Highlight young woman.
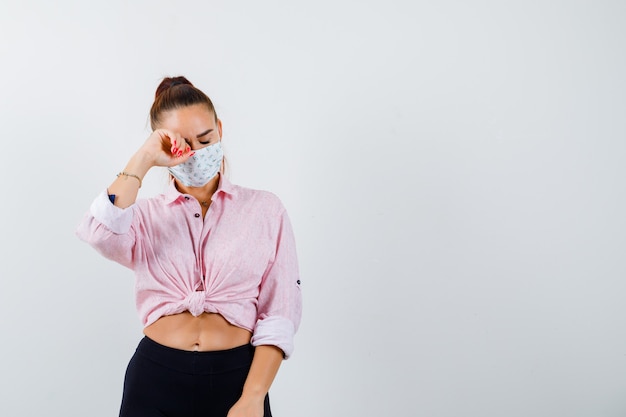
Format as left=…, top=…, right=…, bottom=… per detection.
left=76, top=76, right=302, bottom=417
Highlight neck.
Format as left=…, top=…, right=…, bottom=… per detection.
left=175, top=173, right=220, bottom=205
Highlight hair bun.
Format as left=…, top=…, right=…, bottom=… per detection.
left=155, top=76, right=193, bottom=99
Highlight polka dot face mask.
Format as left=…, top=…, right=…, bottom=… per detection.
left=168, top=141, right=223, bottom=187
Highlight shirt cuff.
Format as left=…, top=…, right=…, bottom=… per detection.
left=89, top=189, right=134, bottom=234
left=251, top=316, right=297, bottom=359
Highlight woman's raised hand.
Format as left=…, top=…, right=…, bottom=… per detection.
left=140, top=128, right=195, bottom=168
left=107, top=129, right=196, bottom=208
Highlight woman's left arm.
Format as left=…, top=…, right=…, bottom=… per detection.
left=227, top=345, right=283, bottom=417
left=228, top=204, right=302, bottom=416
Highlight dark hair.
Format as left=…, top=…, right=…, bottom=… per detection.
left=149, top=76, right=218, bottom=130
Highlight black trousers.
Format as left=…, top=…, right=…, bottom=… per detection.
left=119, top=336, right=272, bottom=417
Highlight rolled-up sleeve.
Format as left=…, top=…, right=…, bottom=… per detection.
left=251, top=209, right=303, bottom=359
left=75, top=190, right=137, bottom=269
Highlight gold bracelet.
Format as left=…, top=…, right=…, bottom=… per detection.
left=117, top=171, right=142, bottom=188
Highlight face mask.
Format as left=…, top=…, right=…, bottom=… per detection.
left=168, top=141, right=223, bottom=187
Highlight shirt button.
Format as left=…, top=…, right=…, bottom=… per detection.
left=184, top=196, right=190, bottom=200
left=194, top=213, right=200, bottom=218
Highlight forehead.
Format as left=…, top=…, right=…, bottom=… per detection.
left=159, top=104, right=216, bottom=133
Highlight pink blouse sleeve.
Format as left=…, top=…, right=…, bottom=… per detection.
left=75, top=190, right=137, bottom=269
left=251, top=208, right=303, bottom=359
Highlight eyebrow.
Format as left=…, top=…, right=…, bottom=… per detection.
left=196, top=129, right=213, bottom=138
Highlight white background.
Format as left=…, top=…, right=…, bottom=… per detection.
left=1, top=1, right=625, bottom=416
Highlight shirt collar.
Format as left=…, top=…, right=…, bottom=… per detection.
left=163, top=173, right=237, bottom=205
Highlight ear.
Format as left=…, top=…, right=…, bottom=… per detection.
left=217, top=118, right=223, bottom=140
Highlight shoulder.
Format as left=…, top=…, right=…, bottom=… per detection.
left=132, top=191, right=177, bottom=214
left=230, top=183, right=286, bottom=215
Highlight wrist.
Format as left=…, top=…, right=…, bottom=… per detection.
left=240, top=386, right=267, bottom=402
left=125, top=151, right=154, bottom=178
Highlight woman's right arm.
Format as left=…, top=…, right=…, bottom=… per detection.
left=108, top=129, right=193, bottom=207
left=75, top=129, right=193, bottom=266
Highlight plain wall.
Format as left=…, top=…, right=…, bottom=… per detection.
left=1, top=1, right=625, bottom=416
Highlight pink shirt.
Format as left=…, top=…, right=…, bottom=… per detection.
left=76, top=175, right=302, bottom=358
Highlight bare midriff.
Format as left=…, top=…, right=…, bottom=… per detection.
left=144, top=312, right=252, bottom=351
